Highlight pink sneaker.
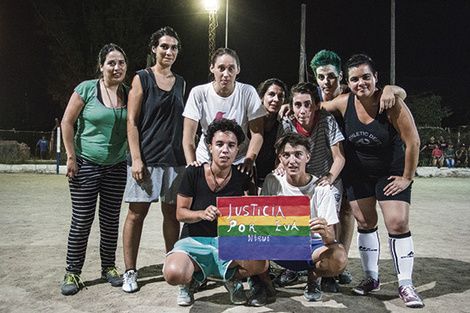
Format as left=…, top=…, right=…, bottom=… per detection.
left=398, top=285, right=424, bottom=308
left=352, top=277, right=380, bottom=295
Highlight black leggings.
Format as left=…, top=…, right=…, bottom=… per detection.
left=65, top=158, right=127, bottom=274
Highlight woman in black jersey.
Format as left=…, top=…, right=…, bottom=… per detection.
left=322, top=54, right=423, bottom=308
left=122, top=26, right=186, bottom=293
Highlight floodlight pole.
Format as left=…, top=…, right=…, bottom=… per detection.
left=299, top=4, right=307, bottom=82
left=205, top=1, right=219, bottom=66
left=391, top=0, right=396, bottom=84
left=225, top=0, right=229, bottom=48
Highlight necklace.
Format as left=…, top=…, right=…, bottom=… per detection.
left=102, top=79, right=119, bottom=109
left=210, top=163, right=232, bottom=192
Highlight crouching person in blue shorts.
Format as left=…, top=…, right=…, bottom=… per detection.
left=255, top=132, right=347, bottom=303
left=163, top=119, right=268, bottom=306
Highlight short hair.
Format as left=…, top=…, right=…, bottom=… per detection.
left=205, top=119, right=245, bottom=146
left=149, top=26, right=182, bottom=52
left=289, top=82, right=320, bottom=110
left=310, top=49, right=342, bottom=78
left=275, top=132, right=311, bottom=155
left=256, top=78, right=288, bottom=99
left=345, top=54, right=376, bottom=80
left=97, top=43, right=127, bottom=72
left=210, top=48, right=240, bottom=67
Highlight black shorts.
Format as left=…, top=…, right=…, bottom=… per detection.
left=345, top=176, right=412, bottom=203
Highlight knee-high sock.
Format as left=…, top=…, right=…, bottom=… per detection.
left=357, top=227, right=380, bottom=280
left=389, top=232, right=414, bottom=287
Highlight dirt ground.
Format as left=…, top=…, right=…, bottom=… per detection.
left=0, top=173, right=469, bottom=313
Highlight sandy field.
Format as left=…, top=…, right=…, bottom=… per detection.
left=1, top=173, right=469, bottom=313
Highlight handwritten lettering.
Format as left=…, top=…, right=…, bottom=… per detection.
left=226, top=203, right=286, bottom=219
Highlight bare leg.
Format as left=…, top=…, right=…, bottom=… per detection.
left=163, top=252, right=199, bottom=286
left=350, top=197, right=379, bottom=230
left=122, top=202, right=150, bottom=271
left=161, top=202, right=180, bottom=252
left=336, top=199, right=355, bottom=254
left=378, top=200, right=410, bottom=235
left=231, top=260, right=268, bottom=279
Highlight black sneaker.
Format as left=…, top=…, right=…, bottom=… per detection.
left=223, top=277, right=248, bottom=305
left=276, top=269, right=298, bottom=287
left=61, top=273, right=85, bottom=296
left=321, top=276, right=340, bottom=293
left=101, top=267, right=123, bottom=287
left=337, top=268, right=353, bottom=284
left=304, top=280, right=322, bottom=301
left=247, top=276, right=267, bottom=307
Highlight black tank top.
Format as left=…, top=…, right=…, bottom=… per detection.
left=127, top=68, right=186, bottom=167
left=343, top=93, right=405, bottom=179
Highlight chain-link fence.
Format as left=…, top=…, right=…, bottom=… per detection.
left=1, top=126, right=469, bottom=165
left=0, top=129, right=64, bottom=163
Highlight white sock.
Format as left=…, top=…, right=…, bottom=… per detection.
left=357, top=228, right=380, bottom=280
left=389, top=232, right=414, bottom=287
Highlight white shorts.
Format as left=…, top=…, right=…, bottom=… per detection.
left=332, top=179, right=343, bottom=213
left=124, top=165, right=185, bottom=204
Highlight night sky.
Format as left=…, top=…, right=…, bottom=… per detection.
left=1, top=0, right=469, bottom=131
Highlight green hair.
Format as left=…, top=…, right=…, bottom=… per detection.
left=310, top=49, right=342, bottom=78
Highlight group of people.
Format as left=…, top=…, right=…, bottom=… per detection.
left=421, top=135, right=469, bottom=168
left=59, top=26, right=424, bottom=309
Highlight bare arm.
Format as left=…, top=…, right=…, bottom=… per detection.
left=317, top=141, right=345, bottom=187
left=182, top=117, right=200, bottom=166
left=379, top=85, right=407, bottom=114
left=384, top=98, right=420, bottom=196
left=176, top=194, right=221, bottom=223
left=127, top=75, right=145, bottom=181
left=238, top=116, right=264, bottom=175
left=320, top=93, right=349, bottom=117
left=61, top=91, right=85, bottom=178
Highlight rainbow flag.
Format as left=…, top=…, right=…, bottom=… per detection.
left=218, top=196, right=311, bottom=261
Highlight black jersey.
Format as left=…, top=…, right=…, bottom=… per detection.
left=127, top=68, right=186, bottom=167
left=178, top=164, right=251, bottom=238
left=342, top=93, right=405, bottom=181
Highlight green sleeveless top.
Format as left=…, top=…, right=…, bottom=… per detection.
left=74, top=79, right=128, bottom=165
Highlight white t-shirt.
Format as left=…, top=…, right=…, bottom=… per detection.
left=183, top=82, right=266, bottom=164
left=261, top=172, right=339, bottom=241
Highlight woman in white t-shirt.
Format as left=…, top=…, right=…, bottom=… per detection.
left=182, top=48, right=265, bottom=176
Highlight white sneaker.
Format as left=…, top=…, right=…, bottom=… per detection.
left=177, top=279, right=200, bottom=306
left=122, top=270, right=139, bottom=293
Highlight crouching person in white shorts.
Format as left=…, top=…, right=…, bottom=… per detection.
left=163, top=119, right=268, bottom=306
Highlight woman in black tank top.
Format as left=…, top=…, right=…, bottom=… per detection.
left=318, top=54, right=423, bottom=308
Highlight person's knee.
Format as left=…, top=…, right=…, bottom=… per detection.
left=329, top=245, right=348, bottom=275
left=127, top=205, right=150, bottom=223
left=356, top=220, right=377, bottom=230
left=163, top=262, right=192, bottom=285
left=386, top=217, right=409, bottom=234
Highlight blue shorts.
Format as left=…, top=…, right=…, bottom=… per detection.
left=274, top=240, right=325, bottom=272
left=125, top=165, right=184, bottom=204
left=166, top=237, right=236, bottom=283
